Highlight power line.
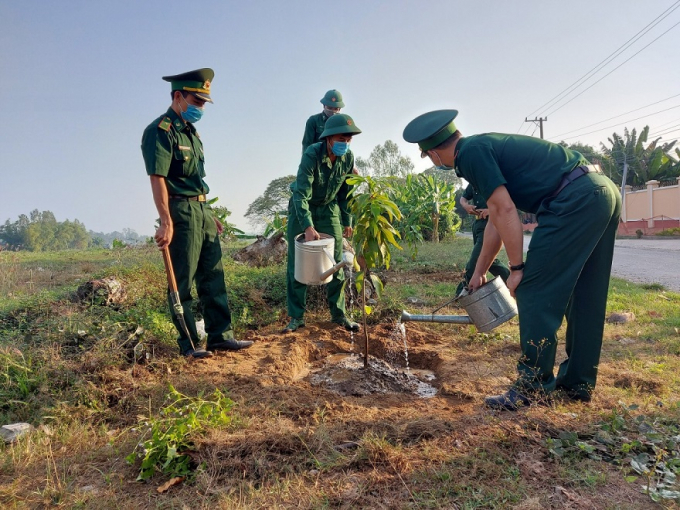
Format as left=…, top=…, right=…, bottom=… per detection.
left=553, top=103, right=680, bottom=142
left=552, top=93, right=680, bottom=139
left=545, top=18, right=680, bottom=117
left=525, top=1, right=680, bottom=119
left=651, top=117, right=680, bottom=129
left=650, top=123, right=680, bottom=137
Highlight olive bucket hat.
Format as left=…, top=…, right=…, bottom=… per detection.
left=320, top=114, right=362, bottom=138
left=320, top=89, right=345, bottom=108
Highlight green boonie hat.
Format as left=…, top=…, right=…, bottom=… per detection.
left=403, top=109, right=459, bottom=153
left=320, top=113, right=362, bottom=138
left=162, top=68, right=215, bottom=103
left=320, top=89, right=345, bottom=108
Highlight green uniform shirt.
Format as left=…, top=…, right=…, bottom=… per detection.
left=290, top=142, right=354, bottom=230
left=302, top=112, right=329, bottom=153
left=141, top=107, right=209, bottom=196
left=455, top=134, right=587, bottom=214
left=462, top=183, right=489, bottom=211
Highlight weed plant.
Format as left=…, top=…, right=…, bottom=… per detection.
left=126, top=384, right=237, bottom=481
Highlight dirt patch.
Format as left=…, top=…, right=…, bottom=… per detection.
left=613, top=372, right=664, bottom=394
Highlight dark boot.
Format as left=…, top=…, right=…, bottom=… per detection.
left=207, top=339, right=253, bottom=351
left=484, top=388, right=533, bottom=411
left=182, top=348, right=213, bottom=359
left=332, top=316, right=360, bottom=332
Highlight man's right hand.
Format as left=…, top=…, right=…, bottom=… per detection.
left=304, top=226, right=321, bottom=242
left=155, top=222, right=173, bottom=249
left=464, top=203, right=478, bottom=215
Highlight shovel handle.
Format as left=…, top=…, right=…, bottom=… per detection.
left=162, top=247, right=179, bottom=293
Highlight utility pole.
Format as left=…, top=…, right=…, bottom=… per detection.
left=525, top=117, right=547, bottom=139
left=620, top=157, right=629, bottom=199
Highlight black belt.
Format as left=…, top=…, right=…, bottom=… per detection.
left=168, top=194, right=207, bottom=202
left=549, top=165, right=601, bottom=199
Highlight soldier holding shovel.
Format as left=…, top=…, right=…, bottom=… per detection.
left=141, top=68, right=252, bottom=358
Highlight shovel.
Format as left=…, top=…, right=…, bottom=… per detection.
left=161, top=247, right=211, bottom=357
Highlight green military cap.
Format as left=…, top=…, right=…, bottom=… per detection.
left=320, top=89, right=345, bottom=108
left=162, top=68, right=214, bottom=103
left=403, top=109, right=459, bottom=153
left=320, top=113, right=362, bottom=138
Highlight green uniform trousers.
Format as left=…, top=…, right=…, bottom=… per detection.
left=514, top=173, right=621, bottom=397
left=458, top=218, right=510, bottom=294
left=168, top=200, right=233, bottom=353
left=286, top=199, right=346, bottom=321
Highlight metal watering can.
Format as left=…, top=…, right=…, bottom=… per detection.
left=400, top=277, right=517, bottom=332
left=294, top=233, right=355, bottom=285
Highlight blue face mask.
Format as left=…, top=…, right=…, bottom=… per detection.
left=180, top=95, right=204, bottom=123
left=332, top=141, right=349, bottom=156
left=431, top=150, right=454, bottom=171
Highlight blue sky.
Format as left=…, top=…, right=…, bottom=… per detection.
left=2, top=0, right=679, bottom=236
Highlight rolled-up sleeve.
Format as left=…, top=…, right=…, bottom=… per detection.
left=291, top=152, right=316, bottom=231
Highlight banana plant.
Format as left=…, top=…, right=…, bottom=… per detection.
left=263, top=212, right=287, bottom=238
left=207, top=197, right=244, bottom=240
left=347, top=174, right=402, bottom=368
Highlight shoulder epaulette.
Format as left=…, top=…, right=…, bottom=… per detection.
left=158, top=117, right=172, bottom=132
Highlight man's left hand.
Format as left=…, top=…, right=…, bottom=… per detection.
left=506, top=269, right=523, bottom=298
left=343, top=226, right=353, bottom=238
left=468, top=272, right=487, bottom=292
left=214, top=217, right=224, bottom=235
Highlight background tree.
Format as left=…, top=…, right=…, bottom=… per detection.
left=421, top=165, right=463, bottom=188
left=0, top=210, right=90, bottom=251
left=391, top=174, right=460, bottom=251
left=244, top=175, right=295, bottom=230
left=355, top=140, right=414, bottom=178
left=600, top=126, right=680, bottom=187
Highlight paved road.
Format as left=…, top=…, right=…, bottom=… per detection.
left=609, top=239, right=680, bottom=292
left=460, top=232, right=680, bottom=292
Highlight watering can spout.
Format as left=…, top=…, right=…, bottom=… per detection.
left=319, top=251, right=355, bottom=280
left=400, top=310, right=473, bottom=325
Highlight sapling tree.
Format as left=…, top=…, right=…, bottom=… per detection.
left=347, top=175, right=402, bottom=368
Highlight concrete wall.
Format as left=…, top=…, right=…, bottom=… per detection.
left=619, top=177, right=680, bottom=234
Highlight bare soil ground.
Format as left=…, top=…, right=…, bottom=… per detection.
left=2, top=314, right=657, bottom=508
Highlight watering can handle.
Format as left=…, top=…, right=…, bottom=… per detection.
left=430, top=287, right=470, bottom=315
left=322, top=246, right=336, bottom=265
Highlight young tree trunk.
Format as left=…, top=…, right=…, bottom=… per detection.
left=363, top=282, right=369, bottom=369
left=432, top=213, right=440, bottom=244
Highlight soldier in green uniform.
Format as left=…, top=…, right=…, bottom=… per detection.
left=284, top=113, right=362, bottom=333
left=302, top=90, right=345, bottom=154
left=404, top=110, right=621, bottom=410
left=141, top=68, right=252, bottom=358
left=456, top=184, right=510, bottom=295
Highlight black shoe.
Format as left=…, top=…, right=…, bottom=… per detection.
left=484, top=388, right=533, bottom=411
left=206, top=339, right=253, bottom=352
left=182, top=348, right=213, bottom=359
left=556, top=385, right=592, bottom=403
left=332, top=316, right=360, bottom=332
